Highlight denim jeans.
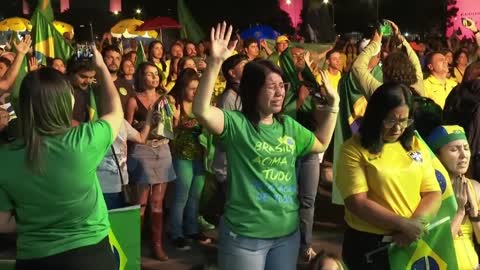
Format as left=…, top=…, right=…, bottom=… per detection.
left=297, top=153, right=320, bottom=252
left=218, top=218, right=300, bottom=270
left=169, top=159, right=205, bottom=239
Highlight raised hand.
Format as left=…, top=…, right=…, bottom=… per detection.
left=210, top=22, right=237, bottom=62
left=385, top=20, right=401, bottom=37
left=14, top=35, right=32, bottom=55
left=318, top=70, right=339, bottom=107
left=91, top=44, right=107, bottom=69
left=28, top=56, right=39, bottom=71
left=304, top=51, right=315, bottom=71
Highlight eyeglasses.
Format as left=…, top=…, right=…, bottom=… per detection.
left=383, top=118, right=414, bottom=129
left=264, top=82, right=291, bottom=93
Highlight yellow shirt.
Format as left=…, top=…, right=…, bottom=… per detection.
left=336, top=136, right=440, bottom=234
left=315, top=69, right=342, bottom=92
left=424, top=75, right=457, bottom=109
left=454, top=179, right=479, bottom=270
left=453, top=67, right=464, bottom=84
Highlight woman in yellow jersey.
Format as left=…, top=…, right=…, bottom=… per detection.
left=426, top=125, right=480, bottom=270
left=147, top=40, right=169, bottom=82
left=336, top=83, right=442, bottom=269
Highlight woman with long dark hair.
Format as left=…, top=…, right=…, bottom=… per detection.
left=0, top=46, right=123, bottom=269
left=126, top=62, right=176, bottom=261
left=336, top=83, right=442, bottom=269
left=148, top=40, right=169, bottom=82
left=193, top=22, right=339, bottom=270
left=168, top=68, right=211, bottom=249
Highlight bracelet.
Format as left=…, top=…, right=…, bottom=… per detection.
left=316, top=105, right=339, bottom=113
left=469, top=215, right=480, bottom=222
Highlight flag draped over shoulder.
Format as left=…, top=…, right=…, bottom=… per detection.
left=31, top=0, right=73, bottom=65
left=134, top=40, right=146, bottom=69
left=387, top=132, right=459, bottom=269
left=279, top=47, right=319, bottom=119
left=178, top=0, right=205, bottom=43
left=331, top=66, right=383, bottom=204
left=389, top=217, right=459, bottom=270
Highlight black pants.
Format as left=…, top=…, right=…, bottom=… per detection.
left=342, top=227, right=390, bottom=270
left=16, top=236, right=117, bottom=270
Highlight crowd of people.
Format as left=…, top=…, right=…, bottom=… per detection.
left=0, top=13, right=479, bottom=270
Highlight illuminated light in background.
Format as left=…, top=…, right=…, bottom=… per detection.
left=279, top=0, right=303, bottom=27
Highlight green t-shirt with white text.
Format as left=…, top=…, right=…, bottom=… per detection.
left=0, top=120, right=113, bottom=259
left=220, top=111, right=315, bottom=238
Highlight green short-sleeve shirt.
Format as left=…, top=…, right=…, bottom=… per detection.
left=0, top=120, right=113, bottom=259
left=220, top=111, right=315, bottom=238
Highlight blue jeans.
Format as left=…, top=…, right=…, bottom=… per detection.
left=169, top=159, right=205, bottom=239
left=103, top=192, right=126, bottom=210
left=297, top=153, right=320, bottom=252
left=218, top=218, right=300, bottom=270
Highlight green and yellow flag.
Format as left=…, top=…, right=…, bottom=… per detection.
left=31, top=0, right=74, bottom=65
left=178, top=0, right=205, bottom=43
left=387, top=132, right=459, bottom=270
left=108, top=206, right=141, bottom=270
left=389, top=217, right=458, bottom=270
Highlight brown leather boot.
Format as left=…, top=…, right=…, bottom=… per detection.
left=151, top=211, right=168, bottom=261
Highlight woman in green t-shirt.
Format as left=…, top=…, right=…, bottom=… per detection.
left=0, top=46, right=123, bottom=269
left=193, top=22, right=339, bottom=270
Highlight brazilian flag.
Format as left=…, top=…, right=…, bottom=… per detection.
left=389, top=217, right=458, bottom=270
left=108, top=206, right=141, bottom=270
left=31, top=0, right=74, bottom=65
left=387, top=133, right=459, bottom=270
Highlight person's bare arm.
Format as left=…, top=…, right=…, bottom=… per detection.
left=310, top=71, right=339, bottom=154
left=92, top=45, right=123, bottom=141
left=193, top=22, right=237, bottom=136
left=0, top=36, right=32, bottom=92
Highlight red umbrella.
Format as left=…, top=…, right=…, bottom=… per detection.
left=137, top=17, right=181, bottom=31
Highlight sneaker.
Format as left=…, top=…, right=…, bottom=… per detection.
left=187, top=233, right=212, bottom=245
left=173, top=237, right=191, bottom=251
left=198, top=216, right=215, bottom=231
left=304, top=247, right=317, bottom=262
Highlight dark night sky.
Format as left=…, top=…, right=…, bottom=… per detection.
left=1, top=0, right=448, bottom=36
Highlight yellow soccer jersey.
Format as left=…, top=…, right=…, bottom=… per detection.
left=336, top=135, right=440, bottom=234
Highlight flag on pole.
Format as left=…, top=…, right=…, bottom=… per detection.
left=178, top=0, right=205, bottom=43
left=389, top=217, right=459, bottom=270
left=134, top=40, right=146, bottom=69
left=31, top=0, right=74, bottom=65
